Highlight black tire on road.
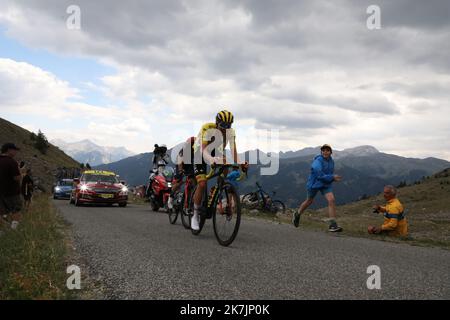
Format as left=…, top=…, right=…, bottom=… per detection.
left=169, top=206, right=178, bottom=224
left=181, top=208, right=191, bottom=229
left=150, top=200, right=159, bottom=212
left=179, top=190, right=191, bottom=229
left=212, top=183, right=241, bottom=247
left=119, top=202, right=127, bottom=207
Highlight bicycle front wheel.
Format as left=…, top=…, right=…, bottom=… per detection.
left=212, top=183, right=241, bottom=246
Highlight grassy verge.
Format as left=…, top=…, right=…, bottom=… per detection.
left=242, top=204, right=450, bottom=250
left=242, top=172, right=450, bottom=250
left=0, top=194, right=76, bottom=299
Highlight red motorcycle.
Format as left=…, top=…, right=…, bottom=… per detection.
left=148, top=166, right=174, bottom=212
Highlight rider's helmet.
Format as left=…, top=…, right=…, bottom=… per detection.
left=216, top=110, right=234, bottom=129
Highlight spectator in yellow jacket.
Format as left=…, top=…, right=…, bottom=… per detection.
left=368, top=185, right=408, bottom=237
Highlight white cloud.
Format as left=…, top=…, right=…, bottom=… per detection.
left=0, top=0, right=449, bottom=159
left=0, top=58, right=156, bottom=153
left=0, top=58, right=78, bottom=114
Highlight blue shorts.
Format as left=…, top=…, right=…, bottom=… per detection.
left=307, top=187, right=333, bottom=199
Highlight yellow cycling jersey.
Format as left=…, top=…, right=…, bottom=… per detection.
left=193, top=122, right=236, bottom=154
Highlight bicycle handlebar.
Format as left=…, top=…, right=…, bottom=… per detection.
left=206, top=164, right=247, bottom=181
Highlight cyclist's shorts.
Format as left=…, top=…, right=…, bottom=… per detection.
left=192, top=140, right=221, bottom=183
left=183, top=163, right=195, bottom=176
left=307, top=187, right=333, bottom=199
left=194, top=163, right=207, bottom=183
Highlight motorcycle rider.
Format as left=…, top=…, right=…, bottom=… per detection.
left=152, top=144, right=169, bottom=171
left=147, top=144, right=170, bottom=197
left=190, top=110, right=248, bottom=231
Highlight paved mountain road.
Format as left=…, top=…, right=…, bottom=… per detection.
left=55, top=201, right=450, bottom=299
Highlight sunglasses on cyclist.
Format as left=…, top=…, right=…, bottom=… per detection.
left=217, top=121, right=231, bottom=129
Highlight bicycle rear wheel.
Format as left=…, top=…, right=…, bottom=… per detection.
left=270, top=200, right=286, bottom=214
left=190, top=184, right=206, bottom=235
left=212, top=183, right=241, bottom=246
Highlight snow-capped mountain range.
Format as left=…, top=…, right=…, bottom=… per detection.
left=51, top=139, right=135, bottom=166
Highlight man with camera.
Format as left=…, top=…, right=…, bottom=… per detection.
left=368, top=185, right=408, bottom=236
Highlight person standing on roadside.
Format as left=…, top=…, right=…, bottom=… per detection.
left=292, top=144, right=343, bottom=232
left=0, top=143, right=23, bottom=229
left=21, top=169, right=34, bottom=211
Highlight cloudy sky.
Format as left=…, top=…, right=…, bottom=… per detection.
left=0, top=0, right=449, bottom=159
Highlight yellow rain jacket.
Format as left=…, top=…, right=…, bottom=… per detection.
left=380, top=198, right=408, bottom=236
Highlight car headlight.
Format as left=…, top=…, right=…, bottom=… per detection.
left=80, top=185, right=89, bottom=191
left=121, top=186, right=128, bottom=193
left=55, top=187, right=61, bottom=192
left=167, top=182, right=172, bottom=188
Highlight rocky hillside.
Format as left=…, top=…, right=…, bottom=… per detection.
left=0, top=117, right=79, bottom=192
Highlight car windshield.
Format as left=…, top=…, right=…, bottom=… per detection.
left=82, top=174, right=119, bottom=184
left=58, top=180, right=73, bottom=186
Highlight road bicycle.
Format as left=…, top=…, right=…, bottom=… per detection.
left=189, top=164, right=246, bottom=247
left=242, top=182, right=286, bottom=214
left=169, top=174, right=195, bottom=229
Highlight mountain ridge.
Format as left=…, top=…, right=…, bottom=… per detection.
left=51, top=139, right=135, bottom=166
left=95, top=146, right=450, bottom=207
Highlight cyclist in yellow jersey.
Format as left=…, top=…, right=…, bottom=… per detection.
left=191, top=110, right=248, bottom=230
